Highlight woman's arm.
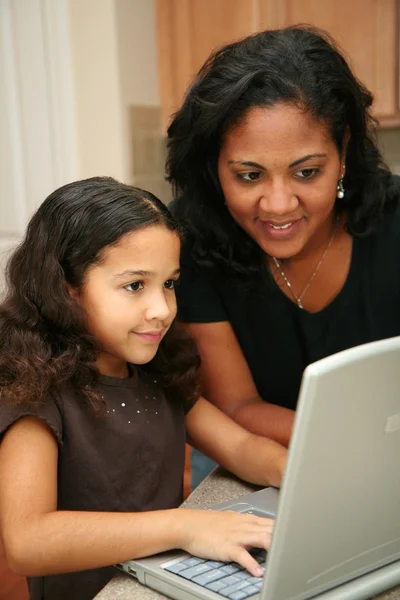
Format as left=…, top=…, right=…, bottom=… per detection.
left=182, top=321, right=295, bottom=447
left=0, top=417, right=273, bottom=577
left=186, top=398, right=287, bottom=488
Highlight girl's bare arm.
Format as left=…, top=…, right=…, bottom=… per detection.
left=0, top=417, right=273, bottom=578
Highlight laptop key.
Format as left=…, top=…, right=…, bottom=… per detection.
left=221, top=564, right=240, bottom=575
left=243, top=584, right=260, bottom=595
left=192, top=568, right=227, bottom=586
left=179, top=563, right=213, bottom=580
left=206, top=579, right=229, bottom=592
left=254, top=554, right=266, bottom=564
left=163, top=561, right=189, bottom=574
left=205, top=560, right=225, bottom=568
left=180, top=557, right=205, bottom=567
left=235, top=570, right=253, bottom=580
left=219, top=574, right=241, bottom=586
left=219, top=580, right=251, bottom=597
left=228, top=592, right=249, bottom=600
left=246, top=576, right=263, bottom=585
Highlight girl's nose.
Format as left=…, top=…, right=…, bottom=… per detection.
left=145, top=292, right=172, bottom=322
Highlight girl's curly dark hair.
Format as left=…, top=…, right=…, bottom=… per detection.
left=166, top=25, right=393, bottom=280
left=0, top=177, right=200, bottom=410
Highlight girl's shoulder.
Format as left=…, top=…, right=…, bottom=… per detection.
left=0, top=389, right=64, bottom=446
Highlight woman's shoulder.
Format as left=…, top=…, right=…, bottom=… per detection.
left=360, top=175, right=400, bottom=273
left=386, top=173, right=400, bottom=201
left=380, top=174, right=400, bottom=230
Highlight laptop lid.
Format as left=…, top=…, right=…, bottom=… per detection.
left=262, top=336, right=400, bottom=600
left=120, top=336, right=400, bottom=600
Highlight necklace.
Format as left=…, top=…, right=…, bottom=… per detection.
left=272, top=215, right=340, bottom=310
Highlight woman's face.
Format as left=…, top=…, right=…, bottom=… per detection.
left=217, top=104, right=345, bottom=260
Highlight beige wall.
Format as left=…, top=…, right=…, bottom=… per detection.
left=378, top=129, right=400, bottom=175
left=68, top=0, right=127, bottom=182
left=116, top=0, right=160, bottom=107
left=68, top=0, right=164, bottom=189
left=114, top=0, right=166, bottom=197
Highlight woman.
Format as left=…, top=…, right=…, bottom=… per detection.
left=167, top=25, right=400, bottom=486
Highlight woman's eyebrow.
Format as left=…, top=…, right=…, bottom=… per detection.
left=289, top=153, right=328, bottom=168
left=228, top=154, right=328, bottom=170
left=228, top=160, right=264, bottom=169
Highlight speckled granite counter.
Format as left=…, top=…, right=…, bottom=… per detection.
left=94, top=468, right=400, bottom=599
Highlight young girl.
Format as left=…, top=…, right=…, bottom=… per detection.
left=0, top=177, right=286, bottom=600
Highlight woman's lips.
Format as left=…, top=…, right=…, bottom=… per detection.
left=259, top=218, right=303, bottom=240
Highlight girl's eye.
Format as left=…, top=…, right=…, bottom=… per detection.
left=238, top=171, right=262, bottom=182
left=164, top=279, right=179, bottom=290
left=296, top=168, right=319, bottom=180
left=124, top=281, right=143, bottom=293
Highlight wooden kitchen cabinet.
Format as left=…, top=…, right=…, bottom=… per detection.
left=155, top=0, right=399, bottom=132
left=262, top=0, right=399, bottom=126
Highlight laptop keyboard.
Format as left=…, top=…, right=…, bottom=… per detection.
left=163, top=548, right=265, bottom=598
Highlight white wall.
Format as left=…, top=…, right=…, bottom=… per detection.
left=0, top=0, right=160, bottom=291
left=0, top=0, right=78, bottom=288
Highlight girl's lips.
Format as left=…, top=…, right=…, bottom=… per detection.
left=134, top=331, right=163, bottom=344
left=259, top=218, right=303, bottom=240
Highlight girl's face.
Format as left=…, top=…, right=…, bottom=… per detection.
left=218, top=104, right=346, bottom=260
left=76, top=225, right=180, bottom=378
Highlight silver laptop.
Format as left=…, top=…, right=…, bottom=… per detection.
left=119, top=336, right=400, bottom=600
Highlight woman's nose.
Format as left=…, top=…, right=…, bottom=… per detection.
left=259, top=180, right=299, bottom=215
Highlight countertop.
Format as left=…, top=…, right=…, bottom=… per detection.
left=94, top=468, right=400, bottom=599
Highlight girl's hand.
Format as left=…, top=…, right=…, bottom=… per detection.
left=177, top=509, right=274, bottom=576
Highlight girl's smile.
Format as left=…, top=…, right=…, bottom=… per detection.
left=133, top=329, right=165, bottom=344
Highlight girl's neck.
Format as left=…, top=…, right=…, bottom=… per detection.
left=96, top=353, right=130, bottom=379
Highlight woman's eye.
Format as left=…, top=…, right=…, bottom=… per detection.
left=296, top=168, right=319, bottom=180
left=124, top=281, right=143, bottom=293
left=239, top=171, right=262, bottom=182
left=164, top=279, right=179, bottom=290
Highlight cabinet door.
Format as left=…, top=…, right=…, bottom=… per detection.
left=261, top=0, right=399, bottom=123
left=156, top=0, right=262, bottom=131
left=156, top=0, right=399, bottom=131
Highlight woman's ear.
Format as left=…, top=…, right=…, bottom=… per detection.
left=341, top=126, right=351, bottom=174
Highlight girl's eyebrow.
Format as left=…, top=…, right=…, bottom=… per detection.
left=227, top=154, right=328, bottom=170
left=113, top=268, right=180, bottom=279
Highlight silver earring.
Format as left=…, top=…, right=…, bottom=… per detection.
left=336, top=178, right=345, bottom=199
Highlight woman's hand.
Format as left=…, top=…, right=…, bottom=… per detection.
left=177, top=508, right=273, bottom=576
